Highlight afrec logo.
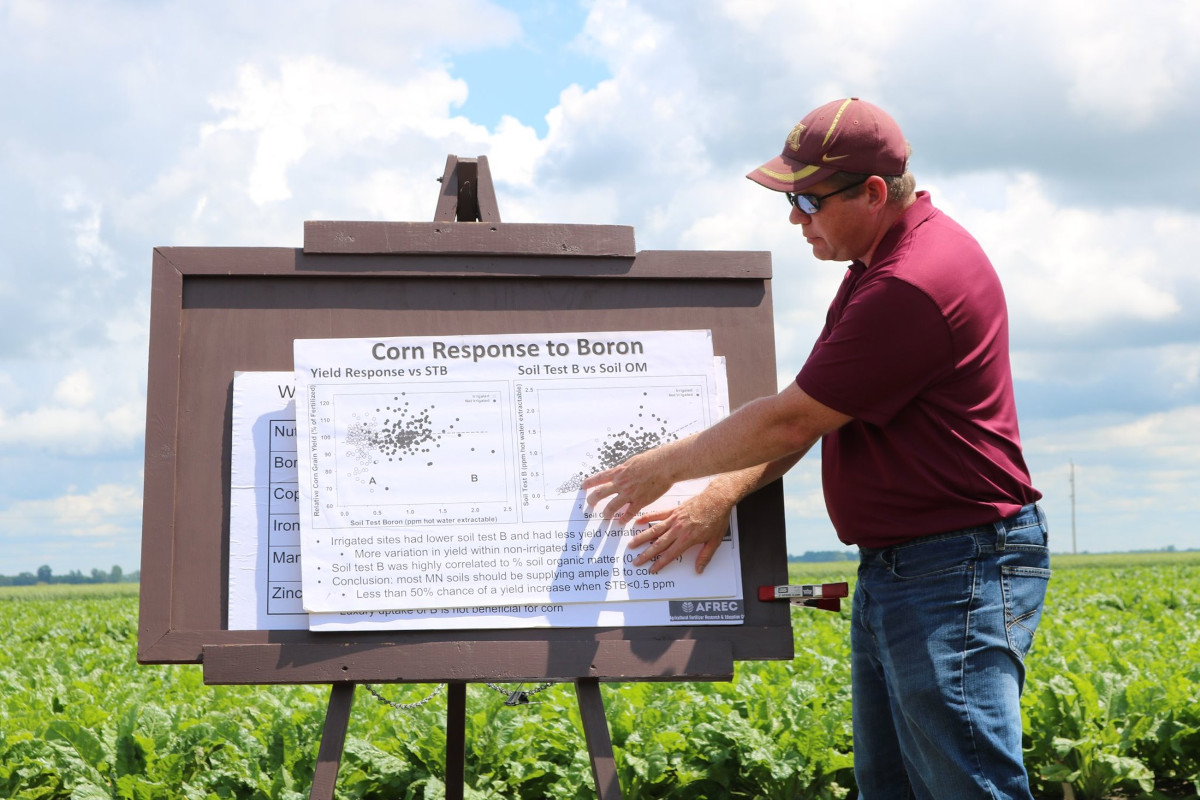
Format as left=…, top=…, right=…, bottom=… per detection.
left=667, top=599, right=743, bottom=620
left=693, top=601, right=738, bottom=613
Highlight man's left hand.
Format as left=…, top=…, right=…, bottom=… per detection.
left=627, top=488, right=734, bottom=574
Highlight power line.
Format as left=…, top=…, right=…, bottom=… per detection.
left=1069, top=460, right=1077, bottom=555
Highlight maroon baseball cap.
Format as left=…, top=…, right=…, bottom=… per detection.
left=747, top=97, right=908, bottom=192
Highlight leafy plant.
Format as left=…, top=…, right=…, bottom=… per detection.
left=2, top=556, right=1199, bottom=798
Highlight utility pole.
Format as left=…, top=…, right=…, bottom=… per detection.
left=1069, top=460, right=1077, bottom=555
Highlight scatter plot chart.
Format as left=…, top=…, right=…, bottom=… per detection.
left=329, top=387, right=513, bottom=511
left=517, top=379, right=713, bottom=522
left=554, top=404, right=686, bottom=494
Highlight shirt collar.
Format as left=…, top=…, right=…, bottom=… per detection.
left=849, top=191, right=936, bottom=274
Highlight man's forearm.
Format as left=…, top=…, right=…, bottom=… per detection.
left=703, top=450, right=807, bottom=509
left=653, top=386, right=839, bottom=487
left=583, top=383, right=846, bottom=522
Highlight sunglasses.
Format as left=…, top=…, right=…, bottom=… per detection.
left=786, top=177, right=869, bottom=214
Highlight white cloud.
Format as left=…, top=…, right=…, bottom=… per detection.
left=6, top=0, right=52, bottom=27
left=48, top=482, right=141, bottom=538
left=62, top=191, right=122, bottom=279
left=937, top=172, right=1196, bottom=334
left=196, top=55, right=468, bottom=208
left=580, top=0, right=664, bottom=59
left=0, top=354, right=145, bottom=456
left=201, top=56, right=478, bottom=206
left=488, top=115, right=546, bottom=191
left=0, top=401, right=143, bottom=455
left=1038, top=406, right=1200, bottom=461
left=51, top=370, right=95, bottom=407
left=0, top=481, right=141, bottom=547
left=1025, top=0, right=1200, bottom=127
left=3, top=0, right=1200, bottom=565
left=1023, top=405, right=1200, bottom=553
left=1156, top=344, right=1200, bottom=395
left=0, top=480, right=143, bottom=573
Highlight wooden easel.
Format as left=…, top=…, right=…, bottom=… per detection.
left=309, top=678, right=621, bottom=800
left=140, top=153, right=791, bottom=800
left=305, top=157, right=636, bottom=800
left=304, top=163, right=624, bottom=800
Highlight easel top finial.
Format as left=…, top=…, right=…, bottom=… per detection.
left=435, top=154, right=501, bottom=223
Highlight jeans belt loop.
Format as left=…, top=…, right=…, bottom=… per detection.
left=993, top=517, right=1008, bottom=550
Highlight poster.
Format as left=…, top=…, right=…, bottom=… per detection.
left=227, top=330, right=745, bottom=630
left=294, top=330, right=741, bottom=615
left=228, top=371, right=306, bottom=630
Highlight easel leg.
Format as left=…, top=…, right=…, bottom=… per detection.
left=576, top=678, right=623, bottom=800
left=446, top=683, right=467, bottom=800
left=310, top=682, right=356, bottom=800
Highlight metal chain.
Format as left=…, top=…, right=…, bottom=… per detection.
left=484, top=681, right=556, bottom=706
left=363, top=682, right=445, bottom=711
left=362, top=681, right=556, bottom=711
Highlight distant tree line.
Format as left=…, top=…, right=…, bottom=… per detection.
left=788, top=550, right=857, bottom=563
left=0, top=565, right=139, bottom=586
left=787, top=546, right=1196, bottom=563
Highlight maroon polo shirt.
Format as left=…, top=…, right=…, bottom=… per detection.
left=796, top=192, right=1040, bottom=548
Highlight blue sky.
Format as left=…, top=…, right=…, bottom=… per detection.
left=453, top=1, right=607, bottom=135
left=2, top=0, right=1199, bottom=575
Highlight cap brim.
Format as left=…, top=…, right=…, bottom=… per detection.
left=746, top=154, right=834, bottom=193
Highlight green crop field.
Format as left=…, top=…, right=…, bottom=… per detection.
left=2, top=553, right=1197, bottom=799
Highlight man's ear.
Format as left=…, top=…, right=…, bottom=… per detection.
left=866, top=175, right=890, bottom=210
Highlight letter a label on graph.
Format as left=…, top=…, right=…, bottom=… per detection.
left=294, top=330, right=740, bottom=615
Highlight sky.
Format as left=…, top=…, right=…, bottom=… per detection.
left=2, top=0, right=1199, bottom=576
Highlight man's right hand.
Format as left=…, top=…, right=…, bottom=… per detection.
left=581, top=446, right=677, bottom=522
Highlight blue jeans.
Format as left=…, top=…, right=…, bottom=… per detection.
left=851, top=504, right=1050, bottom=799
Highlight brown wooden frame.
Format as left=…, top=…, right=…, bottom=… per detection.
left=138, top=156, right=793, bottom=798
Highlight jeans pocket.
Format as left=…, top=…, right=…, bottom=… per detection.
left=1000, top=564, right=1050, bottom=660
left=888, top=533, right=976, bottom=579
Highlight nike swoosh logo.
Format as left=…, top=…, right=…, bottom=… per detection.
left=822, top=153, right=848, bottom=163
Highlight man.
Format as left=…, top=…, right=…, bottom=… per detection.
left=583, top=98, right=1049, bottom=799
